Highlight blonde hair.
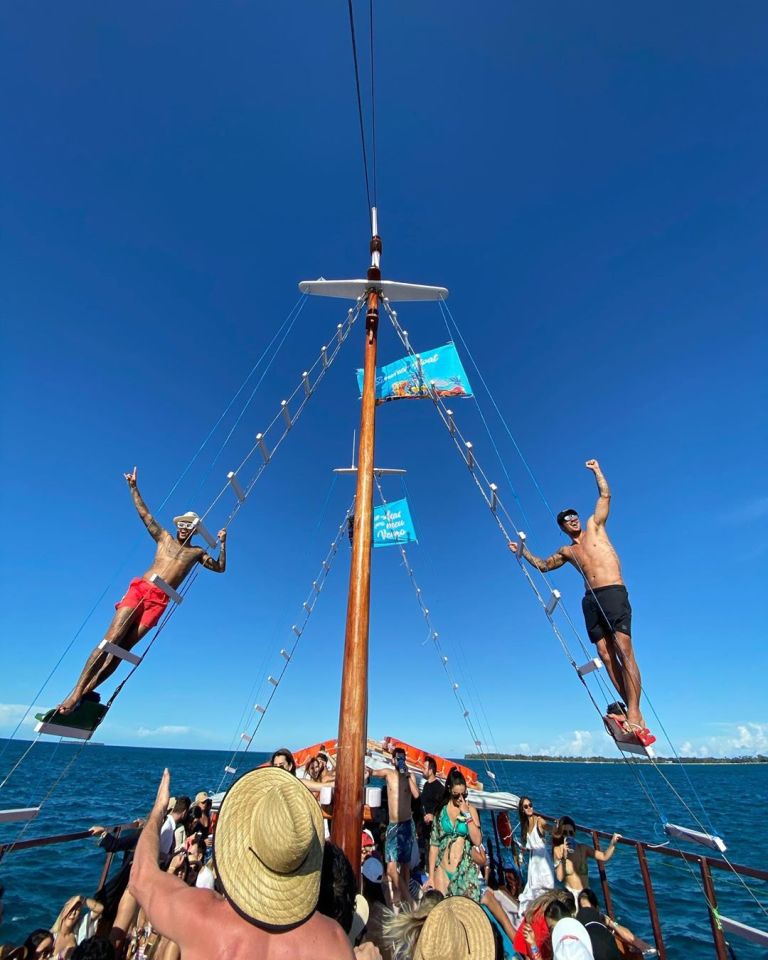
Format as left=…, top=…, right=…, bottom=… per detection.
left=524, top=888, right=574, bottom=924
left=381, top=897, right=442, bottom=960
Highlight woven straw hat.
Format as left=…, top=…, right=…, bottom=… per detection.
left=213, top=767, right=324, bottom=929
left=414, top=896, right=495, bottom=960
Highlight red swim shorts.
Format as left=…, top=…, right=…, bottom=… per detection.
left=115, top=577, right=169, bottom=629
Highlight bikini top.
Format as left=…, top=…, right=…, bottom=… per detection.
left=441, top=805, right=470, bottom=838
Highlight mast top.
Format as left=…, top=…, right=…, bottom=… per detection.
left=298, top=279, right=448, bottom=301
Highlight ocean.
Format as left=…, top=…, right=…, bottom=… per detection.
left=0, top=741, right=765, bottom=958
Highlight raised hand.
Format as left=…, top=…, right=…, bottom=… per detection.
left=152, top=768, right=171, bottom=819
left=125, top=466, right=138, bottom=487
left=585, top=459, right=600, bottom=471
left=508, top=541, right=519, bottom=554
left=218, top=528, right=227, bottom=542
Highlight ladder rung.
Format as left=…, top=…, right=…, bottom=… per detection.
left=545, top=589, right=561, bottom=616
left=718, top=916, right=768, bottom=948
left=98, top=640, right=141, bottom=666
left=224, top=766, right=237, bottom=775
left=227, top=471, right=246, bottom=503
left=577, top=657, right=602, bottom=676
left=149, top=575, right=184, bottom=605
left=34, top=720, right=94, bottom=740
left=194, top=519, right=218, bottom=549
left=664, top=823, right=726, bottom=853
left=0, top=807, right=40, bottom=824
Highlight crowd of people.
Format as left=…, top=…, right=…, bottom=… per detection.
left=1, top=747, right=642, bottom=960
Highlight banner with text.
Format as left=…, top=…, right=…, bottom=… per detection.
left=373, top=498, right=418, bottom=548
left=356, top=342, right=473, bottom=403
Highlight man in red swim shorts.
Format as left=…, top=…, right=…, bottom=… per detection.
left=54, top=467, right=228, bottom=715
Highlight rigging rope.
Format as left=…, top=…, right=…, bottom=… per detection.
left=374, top=476, right=500, bottom=789
left=1, top=299, right=363, bottom=795
left=437, top=299, right=728, bottom=843
left=383, top=298, right=768, bottom=918
left=369, top=0, right=378, bottom=207
left=0, top=294, right=310, bottom=763
left=216, top=498, right=356, bottom=792
left=346, top=0, right=373, bottom=220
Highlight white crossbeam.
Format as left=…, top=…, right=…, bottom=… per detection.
left=34, top=720, right=94, bottom=740
left=299, top=278, right=449, bottom=302
left=98, top=640, right=141, bottom=666
left=194, top=519, right=218, bottom=549
left=577, top=657, right=603, bottom=676
left=664, top=822, right=727, bottom=853
left=719, top=916, right=768, bottom=947
left=227, top=471, right=246, bottom=503
left=149, top=575, right=184, bottom=605
left=0, top=807, right=40, bottom=823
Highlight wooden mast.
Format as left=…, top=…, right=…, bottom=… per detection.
left=331, top=210, right=382, bottom=878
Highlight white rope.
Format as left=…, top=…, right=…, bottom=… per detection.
left=383, top=299, right=768, bottom=917
left=215, top=498, right=356, bottom=791
left=373, top=476, right=499, bottom=788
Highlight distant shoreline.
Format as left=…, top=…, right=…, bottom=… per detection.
left=464, top=754, right=768, bottom=765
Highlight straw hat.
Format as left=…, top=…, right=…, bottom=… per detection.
left=213, top=767, right=324, bottom=929
left=414, top=896, right=495, bottom=960
left=173, top=511, right=199, bottom=526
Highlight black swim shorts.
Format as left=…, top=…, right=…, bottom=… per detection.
left=581, top=584, right=632, bottom=644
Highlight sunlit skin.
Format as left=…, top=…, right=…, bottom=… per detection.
left=56, top=467, right=227, bottom=714
left=509, top=460, right=645, bottom=729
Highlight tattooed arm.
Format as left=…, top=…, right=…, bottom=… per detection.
left=586, top=459, right=610, bottom=526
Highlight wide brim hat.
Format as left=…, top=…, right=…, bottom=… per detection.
left=552, top=918, right=594, bottom=959
left=213, top=767, right=324, bottom=930
left=414, top=896, right=495, bottom=960
left=173, top=511, right=200, bottom=526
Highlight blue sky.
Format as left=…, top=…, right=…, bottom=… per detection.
left=1, top=2, right=766, bottom=760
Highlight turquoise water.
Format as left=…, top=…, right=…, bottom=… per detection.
left=0, top=741, right=765, bottom=958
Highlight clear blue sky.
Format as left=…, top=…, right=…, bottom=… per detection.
left=1, top=2, right=765, bottom=759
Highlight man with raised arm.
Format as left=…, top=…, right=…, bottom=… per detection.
left=53, top=467, right=227, bottom=715
left=130, top=768, right=356, bottom=960
left=383, top=745, right=420, bottom=909
left=508, top=460, right=646, bottom=733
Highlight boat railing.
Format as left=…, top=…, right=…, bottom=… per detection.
left=0, top=822, right=138, bottom=893
left=524, top=812, right=768, bottom=960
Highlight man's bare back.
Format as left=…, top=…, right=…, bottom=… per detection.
left=130, top=771, right=354, bottom=960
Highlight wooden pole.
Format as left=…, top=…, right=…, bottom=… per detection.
left=331, top=216, right=382, bottom=879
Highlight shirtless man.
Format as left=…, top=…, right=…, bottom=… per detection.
left=129, top=769, right=356, bottom=960
left=553, top=817, right=621, bottom=895
left=509, top=459, right=646, bottom=730
left=56, top=467, right=227, bottom=714
left=383, top=746, right=419, bottom=908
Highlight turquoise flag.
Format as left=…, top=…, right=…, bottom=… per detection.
left=373, top=498, right=418, bottom=548
left=356, top=342, right=473, bottom=402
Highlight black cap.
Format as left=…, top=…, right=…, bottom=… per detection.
left=556, top=508, right=578, bottom=526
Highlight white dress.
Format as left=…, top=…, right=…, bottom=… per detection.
left=519, top=823, right=555, bottom=912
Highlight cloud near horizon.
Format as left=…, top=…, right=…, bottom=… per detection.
left=136, top=724, right=192, bottom=738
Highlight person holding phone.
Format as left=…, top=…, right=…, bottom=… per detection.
left=382, top=746, right=419, bottom=909
left=427, top=767, right=483, bottom=901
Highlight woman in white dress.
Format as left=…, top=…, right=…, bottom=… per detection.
left=517, top=795, right=555, bottom=912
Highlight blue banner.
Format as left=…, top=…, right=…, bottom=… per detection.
left=356, top=342, right=473, bottom=403
left=373, top=498, right=418, bottom=548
